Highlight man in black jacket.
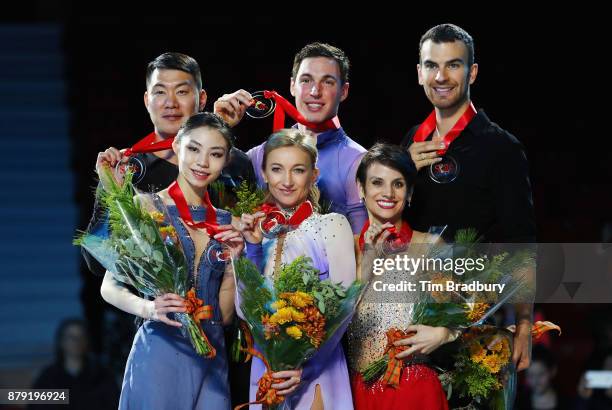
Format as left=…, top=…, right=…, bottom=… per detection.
left=400, top=24, right=535, bottom=373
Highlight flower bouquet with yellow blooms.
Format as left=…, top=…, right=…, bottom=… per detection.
left=232, top=255, right=364, bottom=409
left=74, top=170, right=216, bottom=357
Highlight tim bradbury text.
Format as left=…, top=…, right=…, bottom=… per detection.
left=371, top=280, right=506, bottom=294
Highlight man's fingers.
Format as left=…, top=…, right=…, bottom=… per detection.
left=215, top=100, right=236, bottom=115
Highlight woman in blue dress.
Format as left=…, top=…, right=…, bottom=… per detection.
left=100, top=113, right=244, bottom=410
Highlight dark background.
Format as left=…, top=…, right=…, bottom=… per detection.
left=1, top=6, right=609, bottom=409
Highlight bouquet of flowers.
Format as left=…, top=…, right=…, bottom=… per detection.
left=74, top=170, right=216, bottom=357
left=233, top=255, right=365, bottom=409
left=360, top=230, right=536, bottom=384
left=440, top=321, right=561, bottom=409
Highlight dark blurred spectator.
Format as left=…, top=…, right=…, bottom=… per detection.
left=516, top=345, right=571, bottom=409
left=29, top=318, right=119, bottom=410
left=575, top=349, right=612, bottom=410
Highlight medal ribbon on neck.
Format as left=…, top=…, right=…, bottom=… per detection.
left=168, top=181, right=221, bottom=237
left=263, top=90, right=340, bottom=133
left=123, top=131, right=175, bottom=157
left=412, top=102, right=477, bottom=155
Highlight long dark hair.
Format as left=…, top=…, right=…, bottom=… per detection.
left=54, top=318, right=89, bottom=364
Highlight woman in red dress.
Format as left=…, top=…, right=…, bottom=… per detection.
left=347, top=142, right=459, bottom=410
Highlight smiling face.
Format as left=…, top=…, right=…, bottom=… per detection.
left=290, top=57, right=349, bottom=125
left=418, top=39, right=478, bottom=111
left=144, top=68, right=207, bottom=138
left=359, top=162, right=409, bottom=226
left=263, top=145, right=319, bottom=209
left=173, top=126, right=228, bottom=190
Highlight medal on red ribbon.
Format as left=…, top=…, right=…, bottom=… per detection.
left=412, top=103, right=477, bottom=183
left=116, top=132, right=175, bottom=184
left=168, top=181, right=229, bottom=266
left=358, top=220, right=413, bottom=254
left=259, top=201, right=314, bottom=239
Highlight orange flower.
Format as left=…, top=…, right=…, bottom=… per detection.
left=300, top=305, right=326, bottom=348
left=467, top=303, right=490, bottom=322
left=469, top=341, right=487, bottom=363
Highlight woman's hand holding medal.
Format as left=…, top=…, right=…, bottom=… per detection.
left=238, top=211, right=266, bottom=244
left=363, top=221, right=394, bottom=251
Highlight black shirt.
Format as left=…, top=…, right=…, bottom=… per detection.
left=29, top=361, right=119, bottom=410
left=81, top=146, right=255, bottom=276
left=400, top=110, right=536, bottom=243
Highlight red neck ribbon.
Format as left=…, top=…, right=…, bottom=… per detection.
left=123, top=132, right=175, bottom=157
left=168, top=181, right=221, bottom=236
left=412, top=102, right=477, bottom=155
left=263, top=90, right=340, bottom=133
left=260, top=201, right=313, bottom=232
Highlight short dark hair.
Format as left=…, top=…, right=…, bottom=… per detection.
left=356, top=143, right=417, bottom=221
left=356, top=142, right=417, bottom=188
left=145, top=52, right=202, bottom=90
left=292, top=42, right=350, bottom=84
left=419, top=24, right=475, bottom=66
left=176, top=112, right=234, bottom=154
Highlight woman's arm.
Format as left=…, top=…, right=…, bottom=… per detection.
left=100, top=271, right=185, bottom=327
left=219, top=265, right=236, bottom=326
left=323, top=214, right=357, bottom=286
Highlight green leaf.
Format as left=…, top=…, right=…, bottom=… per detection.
left=318, top=299, right=325, bottom=314
left=152, top=250, right=164, bottom=263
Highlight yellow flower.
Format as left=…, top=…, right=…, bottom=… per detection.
left=482, top=353, right=503, bottom=374
left=499, top=339, right=511, bottom=363
left=466, top=303, right=490, bottom=322
left=281, top=291, right=314, bottom=308
left=271, top=300, right=287, bottom=311
left=159, top=226, right=177, bottom=242
left=150, top=211, right=165, bottom=223
left=486, top=336, right=503, bottom=352
left=269, top=307, right=294, bottom=325
left=286, top=326, right=303, bottom=340
left=291, top=309, right=306, bottom=323
left=470, top=341, right=487, bottom=363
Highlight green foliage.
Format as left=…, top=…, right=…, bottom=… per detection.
left=228, top=180, right=265, bottom=217
left=452, top=354, right=499, bottom=400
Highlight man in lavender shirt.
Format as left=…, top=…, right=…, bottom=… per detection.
left=215, top=42, right=367, bottom=234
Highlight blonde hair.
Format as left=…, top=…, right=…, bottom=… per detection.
left=261, top=129, right=320, bottom=210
